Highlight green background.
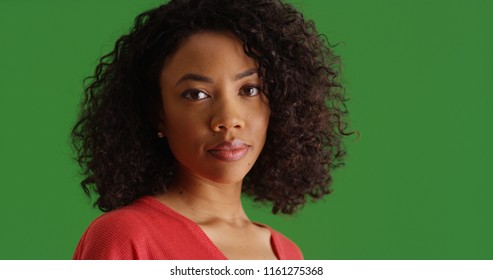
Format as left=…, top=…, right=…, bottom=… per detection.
left=1, top=0, right=492, bottom=259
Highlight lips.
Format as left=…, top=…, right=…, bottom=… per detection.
left=207, top=139, right=250, bottom=162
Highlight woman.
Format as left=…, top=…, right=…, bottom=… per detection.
left=72, top=0, right=352, bottom=260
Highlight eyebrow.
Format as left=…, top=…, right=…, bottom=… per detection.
left=234, top=68, right=258, bottom=81
left=175, top=68, right=258, bottom=86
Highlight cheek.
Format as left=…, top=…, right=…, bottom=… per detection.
left=258, top=102, right=270, bottom=130
left=163, top=118, right=206, bottom=165
left=162, top=108, right=202, bottom=146
left=163, top=103, right=193, bottom=133
left=252, top=104, right=270, bottom=143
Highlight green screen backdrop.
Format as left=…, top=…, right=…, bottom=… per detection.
left=1, top=0, right=492, bottom=259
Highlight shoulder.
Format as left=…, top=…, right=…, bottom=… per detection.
left=73, top=199, right=154, bottom=260
left=73, top=196, right=183, bottom=260
left=259, top=223, right=304, bottom=260
left=83, top=203, right=152, bottom=240
left=73, top=196, right=223, bottom=260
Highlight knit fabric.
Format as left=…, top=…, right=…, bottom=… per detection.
left=73, top=196, right=303, bottom=260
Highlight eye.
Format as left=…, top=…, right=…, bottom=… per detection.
left=182, top=90, right=210, bottom=100
left=240, top=85, right=261, bottom=97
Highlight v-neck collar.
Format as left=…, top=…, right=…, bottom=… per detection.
left=142, top=195, right=281, bottom=260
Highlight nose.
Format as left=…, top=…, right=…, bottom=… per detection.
left=210, top=97, right=245, bottom=132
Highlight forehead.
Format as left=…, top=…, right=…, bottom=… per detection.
left=160, top=31, right=257, bottom=81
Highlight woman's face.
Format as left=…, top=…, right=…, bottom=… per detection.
left=159, top=31, right=270, bottom=185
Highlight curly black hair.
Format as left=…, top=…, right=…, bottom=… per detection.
left=72, top=0, right=354, bottom=214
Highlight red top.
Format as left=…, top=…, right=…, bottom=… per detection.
left=73, top=196, right=303, bottom=260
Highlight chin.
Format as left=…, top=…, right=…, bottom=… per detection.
left=200, top=167, right=251, bottom=185
left=204, top=174, right=247, bottom=185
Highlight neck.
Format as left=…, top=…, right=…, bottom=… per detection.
left=155, top=169, right=249, bottom=224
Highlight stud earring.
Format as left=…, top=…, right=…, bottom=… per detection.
left=157, top=132, right=165, bottom=138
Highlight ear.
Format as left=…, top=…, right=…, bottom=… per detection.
left=146, top=94, right=166, bottom=137
left=155, top=106, right=167, bottom=137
